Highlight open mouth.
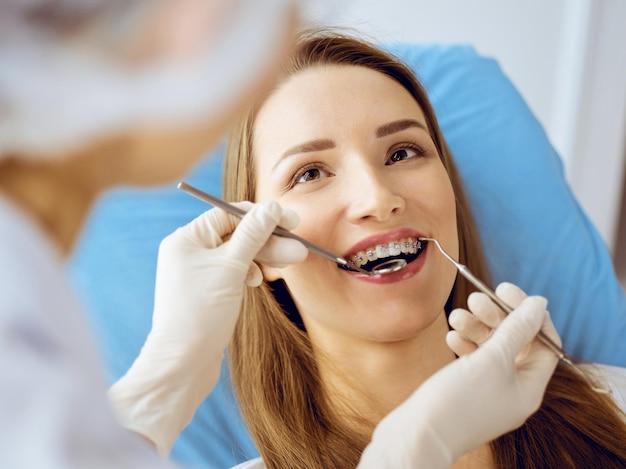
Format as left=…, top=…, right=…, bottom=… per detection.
left=339, top=237, right=425, bottom=273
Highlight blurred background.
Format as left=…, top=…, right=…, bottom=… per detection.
left=320, top=0, right=626, bottom=286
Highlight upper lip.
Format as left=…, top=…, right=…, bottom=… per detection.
left=342, top=228, right=424, bottom=258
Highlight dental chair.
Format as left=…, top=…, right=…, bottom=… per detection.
left=69, top=42, right=626, bottom=468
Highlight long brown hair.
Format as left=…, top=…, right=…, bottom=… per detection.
left=224, top=29, right=626, bottom=468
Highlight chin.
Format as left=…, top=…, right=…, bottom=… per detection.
left=361, top=306, right=446, bottom=341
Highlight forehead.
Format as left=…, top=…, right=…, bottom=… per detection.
left=253, top=65, right=427, bottom=154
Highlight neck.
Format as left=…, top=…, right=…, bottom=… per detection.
left=0, top=146, right=119, bottom=256
left=316, top=312, right=456, bottom=427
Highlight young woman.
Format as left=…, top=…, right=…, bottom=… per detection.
left=223, top=29, right=626, bottom=468
left=1, top=3, right=562, bottom=467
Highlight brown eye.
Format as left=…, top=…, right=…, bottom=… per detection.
left=286, top=163, right=334, bottom=190
left=297, top=167, right=324, bottom=183
left=387, top=147, right=420, bottom=164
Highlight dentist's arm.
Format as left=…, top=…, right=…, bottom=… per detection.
left=358, top=283, right=559, bottom=468
left=109, top=201, right=307, bottom=457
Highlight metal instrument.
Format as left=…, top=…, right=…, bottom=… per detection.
left=419, top=236, right=609, bottom=394
left=177, top=181, right=406, bottom=276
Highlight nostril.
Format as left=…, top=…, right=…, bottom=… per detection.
left=349, top=194, right=405, bottom=223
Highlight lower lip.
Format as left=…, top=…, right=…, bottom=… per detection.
left=348, top=245, right=428, bottom=284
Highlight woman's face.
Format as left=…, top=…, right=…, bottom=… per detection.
left=253, top=65, right=458, bottom=346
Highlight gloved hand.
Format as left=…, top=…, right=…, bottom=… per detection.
left=109, top=200, right=307, bottom=457
left=358, top=283, right=560, bottom=468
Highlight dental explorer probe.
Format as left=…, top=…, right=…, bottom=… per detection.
left=419, top=237, right=610, bottom=394
left=177, top=182, right=406, bottom=276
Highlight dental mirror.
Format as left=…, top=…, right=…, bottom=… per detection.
left=369, top=258, right=407, bottom=275
left=178, top=181, right=407, bottom=276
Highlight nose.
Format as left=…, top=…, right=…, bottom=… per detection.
left=345, top=165, right=405, bottom=223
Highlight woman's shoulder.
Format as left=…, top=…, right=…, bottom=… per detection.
left=231, top=457, right=265, bottom=469
left=581, top=363, right=626, bottom=412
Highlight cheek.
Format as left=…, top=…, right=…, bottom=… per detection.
left=441, top=177, right=459, bottom=247
left=438, top=178, right=458, bottom=237
left=268, top=244, right=341, bottom=332
left=408, top=166, right=457, bottom=229
left=431, top=173, right=459, bottom=262
left=266, top=197, right=344, bottom=297
left=407, top=168, right=458, bottom=289
left=430, top=167, right=456, bottom=211
left=259, top=195, right=339, bottom=281
left=431, top=173, right=459, bottom=302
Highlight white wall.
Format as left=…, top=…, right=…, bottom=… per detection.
left=320, top=0, right=626, bottom=252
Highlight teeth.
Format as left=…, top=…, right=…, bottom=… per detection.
left=366, top=249, right=378, bottom=262
left=389, top=241, right=401, bottom=256
left=375, top=244, right=388, bottom=258
left=350, top=237, right=420, bottom=266
left=401, top=239, right=412, bottom=253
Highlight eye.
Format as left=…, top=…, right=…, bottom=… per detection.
left=288, top=162, right=333, bottom=189
left=385, top=144, right=426, bottom=165
left=298, top=167, right=325, bottom=183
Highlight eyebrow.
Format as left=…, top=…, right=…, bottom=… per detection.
left=280, top=138, right=336, bottom=159
left=276, top=119, right=428, bottom=168
left=376, top=119, right=428, bottom=138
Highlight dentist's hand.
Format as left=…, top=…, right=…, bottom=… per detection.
left=358, top=283, right=559, bottom=468
left=109, top=201, right=307, bottom=456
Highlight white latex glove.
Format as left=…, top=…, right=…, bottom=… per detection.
left=358, top=283, right=560, bottom=468
left=109, top=200, right=307, bottom=457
